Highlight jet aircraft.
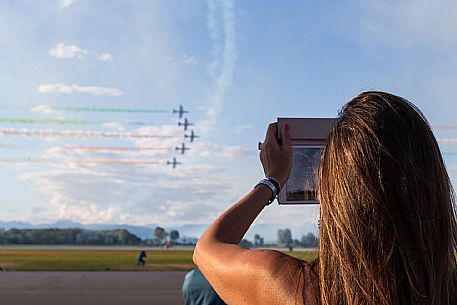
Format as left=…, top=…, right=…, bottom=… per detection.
left=175, top=143, right=190, bottom=155
left=178, top=118, right=194, bottom=131
left=173, top=105, right=189, bottom=119
left=185, top=130, right=200, bottom=143
left=167, top=157, right=182, bottom=169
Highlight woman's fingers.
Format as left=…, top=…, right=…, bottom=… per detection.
left=263, top=123, right=279, bottom=150
left=281, top=123, right=291, bottom=151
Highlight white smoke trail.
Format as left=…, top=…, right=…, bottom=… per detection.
left=0, top=128, right=176, bottom=139
left=200, top=0, right=237, bottom=134
left=69, top=146, right=171, bottom=152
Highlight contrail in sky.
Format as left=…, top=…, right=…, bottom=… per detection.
left=0, top=128, right=176, bottom=139
left=0, top=158, right=161, bottom=165
left=0, top=118, right=91, bottom=125
left=433, top=125, right=457, bottom=130
left=72, top=159, right=161, bottom=165
left=437, top=138, right=457, bottom=144
left=69, top=146, right=170, bottom=152
left=200, top=0, right=236, bottom=134
left=31, top=105, right=168, bottom=114
left=0, top=117, right=158, bottom=126
left=0, top=104, right=169, bottom=114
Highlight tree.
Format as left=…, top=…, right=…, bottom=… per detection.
left=254, top=234, right=264, bottom=247
left=169, top=230, right=180, bottom=244
left=301, top=232, right=318, bottom=248
left=154, top=227, right=168, bottom=245
left=240, top=239, right=253, bottom=248
left=277, top=228, right=292, bottom=247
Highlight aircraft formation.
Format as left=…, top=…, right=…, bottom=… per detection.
left=168, top=105, right=199, bottom=169
left=0, top=104, right=199, bottom=170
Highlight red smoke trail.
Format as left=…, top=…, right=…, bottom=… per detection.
left=69, top=146, right=170, bottom=152
left=0, top=128, right=176, bottom=139
left=72, top=159, right=161, bottom=165
left=0, top=158, right=161, bottom=165
left=434, top=126, right=457, bottom=130
left=437, top=138, right=457, bottom=144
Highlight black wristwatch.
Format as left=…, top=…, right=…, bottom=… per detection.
left=255, top=177, right=281, bottom=205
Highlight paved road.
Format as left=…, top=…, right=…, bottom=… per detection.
left=0, top=272, right=187, bottom=305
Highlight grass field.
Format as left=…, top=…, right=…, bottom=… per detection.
left=0, top=247, right=318, bottom=271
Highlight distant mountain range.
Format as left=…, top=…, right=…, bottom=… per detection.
left=0, top=220, right=317, bottom=243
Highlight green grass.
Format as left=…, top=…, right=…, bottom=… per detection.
left=0, top=250, right=195, bottom=271
left=0, top=248, right=318, bottom=271
left=288, top=250, right=318, bottom=261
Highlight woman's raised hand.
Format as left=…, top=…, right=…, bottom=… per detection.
left=259, top=123, right=292, bottom=187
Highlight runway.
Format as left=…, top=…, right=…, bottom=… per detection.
left=0, top=271, right=187, bottom=305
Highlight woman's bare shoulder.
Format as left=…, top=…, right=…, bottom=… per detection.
left=244, top=249, right=318, bottom=305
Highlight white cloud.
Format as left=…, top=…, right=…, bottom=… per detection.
left=49, top=43, right=114, bottom=62
left=234, top=124, right=252, bottom=134
left=49, top=43, right=88, bottom=59
left=31, top=105, right=62, bottom=115
left=18, top=141, right=244, bottom=225
left=15, top=117, right=255, bottom=225
left=183, top=54, right=198, bottom=64
left=97, top=53, right=114, bottom=62
left=37, top=83, right=123, bottom=96
left=59, top=0, right=75, bottom=9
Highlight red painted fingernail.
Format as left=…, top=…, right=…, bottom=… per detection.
left=285, top=124, right=290, bottom=131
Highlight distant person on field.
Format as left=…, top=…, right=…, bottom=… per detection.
left=136, top=250, right=146, bottom=266
left=182, top=268, right=226, bottom=305
left=193, top=91, right=457, bottom=305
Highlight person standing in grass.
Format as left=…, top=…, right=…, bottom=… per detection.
left=193, top=91, right=457, bottom=305
left=136, top=250, right=146, bottom=266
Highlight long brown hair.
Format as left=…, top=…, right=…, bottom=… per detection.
left=317, top=91, right=457, bottom=305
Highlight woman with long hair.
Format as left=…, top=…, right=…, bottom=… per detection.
left=193, top=91, right=457, bottom=305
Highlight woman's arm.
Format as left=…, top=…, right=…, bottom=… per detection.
left=193, top=123, right=304, bottom=305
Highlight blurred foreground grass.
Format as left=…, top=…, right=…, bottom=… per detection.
left=0, top=248, right=318, bottom=271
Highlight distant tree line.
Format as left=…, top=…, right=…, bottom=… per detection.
left=150, top=227, right=180, bottom=245
left=249, top=229, right=319, bottom=248
left=276, top=229, right=318, bottom=248
left=0, top=227, right=317, bottom=248
left=0, top=228, right=141, bottom=245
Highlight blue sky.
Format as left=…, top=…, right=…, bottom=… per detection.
left=1, top=0, right=457, bottom=238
